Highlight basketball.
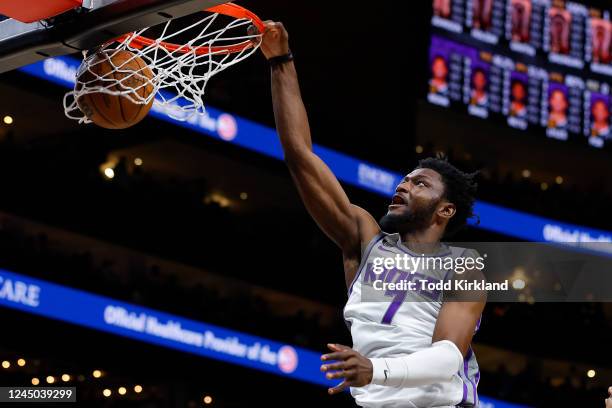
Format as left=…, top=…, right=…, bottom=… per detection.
left=75, top=50, right=154, bottom=129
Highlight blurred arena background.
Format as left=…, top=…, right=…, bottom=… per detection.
left=0, top=0, right=611, bottom=407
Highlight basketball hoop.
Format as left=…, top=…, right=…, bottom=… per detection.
left=63, top=2, right=265, bottom=123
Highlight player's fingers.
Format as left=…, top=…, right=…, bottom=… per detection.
left=325, top=370, right=349, bottom=380
left=262, top=20, right=281, bottom=32
left=320, top=361, right=347, bottom=372
left=326, top=369, right=357, bottom=381
left=327, top=343, right=352, bottom=352
left=328, top=380, right=350, bottom=395
left=247, top=25, right=261, bottom=44
left=247, top=24, right=258, bottom=36
left=321, top=351, right=351, bottom=361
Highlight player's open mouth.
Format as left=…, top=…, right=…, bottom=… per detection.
left=389, top=194, right=407, bottom=208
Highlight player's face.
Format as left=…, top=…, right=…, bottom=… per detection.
left=432, top=58, right=448, bottom=80
left=550, top=90, right=567, bottom=113
left=473, top=72, right=487, bottom=91
left=380, top=168, right=446, bottom=234
left=512, top=82, right=526, bottom=101
left=593, top=101, right=609, bottom=122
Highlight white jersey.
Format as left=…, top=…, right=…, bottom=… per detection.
left=343, top=232, right=480, bottom=408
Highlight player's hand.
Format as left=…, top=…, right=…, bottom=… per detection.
left=248, top=21, right=290, bottom=60
left=320, top=343, right=373, bottom=395
left=605, top=386, right=612, bottom=408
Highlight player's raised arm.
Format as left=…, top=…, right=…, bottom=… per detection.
left=256, top=21, right=380, bottom=256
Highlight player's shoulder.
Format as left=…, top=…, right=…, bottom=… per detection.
left=445, top=244, right=481, bottom=258
left=350, top=204, right=381, bottom=247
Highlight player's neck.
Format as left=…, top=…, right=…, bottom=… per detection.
left=400, top=228, right=443, bottom=255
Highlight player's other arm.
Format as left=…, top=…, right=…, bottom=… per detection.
left=258, top=22, right=379, bottom=259
left=321, top=269, right=486, bottom=394
left=366, top=270, right=486, bottom=389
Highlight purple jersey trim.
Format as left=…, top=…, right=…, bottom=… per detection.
left=347, top=233, right=385, bottom=296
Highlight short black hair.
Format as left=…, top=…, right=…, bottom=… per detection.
left=417, top=157, right=479, bottom=237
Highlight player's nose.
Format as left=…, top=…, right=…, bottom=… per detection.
left=395, top=182, right=410, bottom=195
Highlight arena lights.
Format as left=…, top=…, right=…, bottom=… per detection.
left=510, top=267, right=528, bottom=290
left=587, top=369, right=596, bottom=378
left=1, top=361, right=10, bottom=369
left=134, top=385, right=143, bottom=393
left=103, top=389, right=112, bottom=397
left=118, top=387, right=127, bottom=395
left=134, top=157, right=143, bottom=166
left=240, top=192, right=248, bottom=200
left=17, top=358, right=26, bottom=367
left=103, top=167, right=115, bottom=180
left=415, top=145, right=424, bottom=154
left=203, top=395, right=213, bottom=404
left=521, top=169, right=531, bottom=178
left=92, top=369, right=102, bottom=378
left=3, top=115, right=13, bottom=125
left=31, top=378, right=40, bottom=386
left=46, top=376, right=55, bottom=384
left=540, top=182, right=549, bottom=191
left=61, top=374, right=71, bottom=382
left=204, top=193, right=231, bottom=208
left=512, top=279, right=526, bottom=290
left=555, top=176, right=564, bottom=185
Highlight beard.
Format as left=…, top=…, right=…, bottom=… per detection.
left=379, top=199, right=439, bottom=234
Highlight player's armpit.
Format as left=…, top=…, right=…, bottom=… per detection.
left=286, top=152, right=380, bottom=255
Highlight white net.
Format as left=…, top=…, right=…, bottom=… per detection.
left=63, top=7, right=262, bottom=123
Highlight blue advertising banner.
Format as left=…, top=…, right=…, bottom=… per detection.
left=0, top=268, right=528, bottom=408
left=18, top=57, right=612, bottom=246
left=0, top=268, right=328, bottom=386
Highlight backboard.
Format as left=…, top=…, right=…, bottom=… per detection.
left=0, top=0, right=229, bottom=74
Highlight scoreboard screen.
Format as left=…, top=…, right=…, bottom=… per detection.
left=429, top=0, right=612, bottom=149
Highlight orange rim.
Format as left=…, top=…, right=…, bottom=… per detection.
left=114, top=3, right=265, bottom=55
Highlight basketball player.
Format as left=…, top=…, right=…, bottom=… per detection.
left=472, top=0, right=493, bottom=30
left=550, top=9, right=571, bottom=54
left=606, top=386, right=612, bottom=408
left=253, top=22, right=485, bottom=407
left=510, top=80, right=527, bottom=118
left=591, top=99, right=610, bottom=138
left=470, top=69, right=488, bottom=107
left=430, top=56, right=450, bottom=95
left=511, top=0, right=531, bottom=42
left=548, top=89, right=568, bottom=129
left=433, top=0, right=452, bottom=19
left=592, top=19, right=611, bottom=64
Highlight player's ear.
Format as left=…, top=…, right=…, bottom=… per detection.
left=437, top=202, right=456, bottom=221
